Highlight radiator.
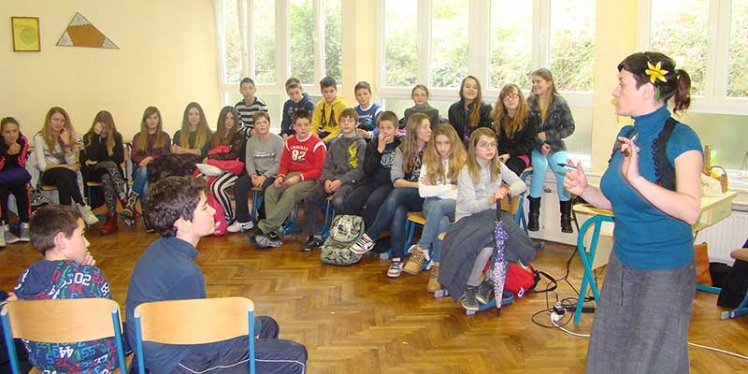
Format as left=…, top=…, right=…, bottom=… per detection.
left=695, top=210, right=748, bottom=264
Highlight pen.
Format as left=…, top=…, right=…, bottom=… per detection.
left=557, top=162, right=577, bottom=170
left=619, top=133, right=639, bottom=157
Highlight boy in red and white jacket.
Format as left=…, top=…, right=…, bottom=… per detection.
left=251, top=109, right=326, bottom=248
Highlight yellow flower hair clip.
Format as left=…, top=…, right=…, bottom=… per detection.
left=645, top=61, right=668, bottom=83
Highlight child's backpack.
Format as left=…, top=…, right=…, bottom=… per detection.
left=320, top=215, right=365, bottom=266
left=504, top=263, right=557, bottom=298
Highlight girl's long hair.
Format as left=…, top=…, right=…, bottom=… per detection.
left=179, top=102, right=211, bottom=150
left=85, top=110, right=119, bottom=156
left=459, top=76, right=484, bottom=129
left=423, top=124, right=466, bottom=184
left=136, top=106, right=166, bottom=154
left=491, top=84, right=529, bottom=140
left=211, top=106, right=241, bottom=147
left=400, top=113, right=429, bottom=174
left=39, top=107, right=76, bottom=153
left=465, top=127, right=501, bottom=184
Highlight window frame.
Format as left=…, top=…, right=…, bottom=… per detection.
left=637, top=0, right=748, bottom=115
left=375, top=0, right=595, bottom=108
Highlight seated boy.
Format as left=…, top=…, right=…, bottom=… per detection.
left=301, top=108, right=366, bottom=251
left=353, top=81, right=383, bottom=141
left=235, top=77, right=269, bottom=134
left=250, top=109, right=326, bottom=248
left=280, top=77, right=315, bottom=141
left=311, top=76, right=347, bottom=143
left=338, top=111, right=401, bottom=227
left=13, top=205, right=121, bottom=373
left=125, top=176, right=308, bottom=374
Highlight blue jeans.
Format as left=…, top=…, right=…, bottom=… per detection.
left=366, top=187, right=423, bottom=259
left=416, top=197, right=455, bottom=263
left=529, top=149, right=570, bottom=201
left=132, top=165, right=150, bottom=203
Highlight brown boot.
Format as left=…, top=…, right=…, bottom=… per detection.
left=403, top=245, right=428, bottom=275
left=426, top=262, right=442, bottom=293
left=100, top=213, right=118, bottom=235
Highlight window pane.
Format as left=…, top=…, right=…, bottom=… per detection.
left=728, top=0, right=748, bottom=97
left=489, top=0, right=533, bottom=90
left=384, top=0, right=418, bottom=87
left=549, top=0, right=596, bottom=91
left=431, top=0, right=469, bottom=88
left=324, top=0, right=342, bottom=82
left=649, top=0, right=708, bottom=96
left=223, top=0, right=242, bottom=83
left=254, top=0, right=276, bottom=84
left=290, top=0, right=315, bottom=84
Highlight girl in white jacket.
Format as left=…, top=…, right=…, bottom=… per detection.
left=403, top=124, right=466, bottom=292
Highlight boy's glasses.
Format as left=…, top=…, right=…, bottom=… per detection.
left=503, top=93, right=520, bottom=101
left=477, top=141, right=498, bottom=149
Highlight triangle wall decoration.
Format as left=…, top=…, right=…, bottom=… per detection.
left=57, top=12, right=118, bottom=49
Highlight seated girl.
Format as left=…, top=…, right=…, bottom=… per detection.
left=82, top=110, right=127, bottom=235
left=447, top=76, right=493, bottom=144
left=491, top=83, right=539, bottom=176
left=33, top=107, right=98, bottom=225
left=172, top=102, right=213, bottom=159
left=125, top=106, right=171, bottom=224
left=350, top=113, right=431, bottom=278
left=204, top=106, right=246, bottom=225
left=438, top=128, right=535, bottom=311
left=403, top=84, right=439, bottom=129
left=0, top=117, right=31, bottom=244
left=403, top=124, right=466, bottom=294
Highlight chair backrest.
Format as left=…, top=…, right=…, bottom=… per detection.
left=133, top=297, right=255, bottom=374
left=1, top=298, right=128, bottom=374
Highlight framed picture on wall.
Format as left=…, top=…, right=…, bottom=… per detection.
left=11, top=16, right=41, bottom=52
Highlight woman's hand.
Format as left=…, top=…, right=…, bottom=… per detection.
left=139, top=156, right=153, bottom=167
left=618, top=135, right=641, bottom=185
left=59, top=127, right=71, bottom=144
left=563, top=159, right=588, bottom=196
left=499, top=153, right=510, bottom=163
left=537, top=132, right=546, bottom=142
left=8, top=142, right=20, bottom=155
left=66, top=163, right=81, bottom=172
left=85, top=160, right=97, bottom=166
left=488, top=186, right=509, bottom=205
left=541, top=143, right=551, bottom=156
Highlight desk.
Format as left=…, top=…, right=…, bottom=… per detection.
left=573, top=191, right=737, bottom=324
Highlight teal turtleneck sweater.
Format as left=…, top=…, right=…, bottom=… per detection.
left=600, top=105, right=702, bottom=270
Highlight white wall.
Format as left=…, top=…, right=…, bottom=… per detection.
left=0, top=0, right=220, bottom=141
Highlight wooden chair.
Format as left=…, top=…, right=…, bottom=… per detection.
left=0, top=298, right=130, bottom=374
left=133, top=297, right=256, bottom=374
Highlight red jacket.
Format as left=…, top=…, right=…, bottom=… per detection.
left=278, top=134, right=326, bottom=182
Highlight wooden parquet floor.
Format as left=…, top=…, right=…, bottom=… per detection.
left=2, top=218, right=748, bottom=373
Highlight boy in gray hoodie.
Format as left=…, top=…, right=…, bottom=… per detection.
left=301, top=108, right=366, bottom=251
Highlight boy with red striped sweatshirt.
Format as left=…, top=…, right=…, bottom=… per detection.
left=251, top=109, right=326, bottom=248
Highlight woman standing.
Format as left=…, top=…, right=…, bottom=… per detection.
left=564, top=52, right=701, bottom=373
left=527, top=69, right=575, bottom=233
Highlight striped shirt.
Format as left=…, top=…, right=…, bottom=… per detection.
left=234, top=97, right=268, bottom=130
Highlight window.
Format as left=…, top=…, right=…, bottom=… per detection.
left=221, top=0, right=242, bottom=84
left=549, top=0, right=596, bottom=92
left=728, top=0, right=748, bottom=97
left=383, top=0, right=418, bottom=87
left=290, top=0, right=315, bottom=84
left=324, top=0, right=342, bottom=82
left=254, top=0, right=276, bottom=84
left=430, top=0, right=469, bottom=88
left=489, top=0, right=532, bottom=89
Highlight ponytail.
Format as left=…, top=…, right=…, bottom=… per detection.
left=672, top=69, right=691, bottom=114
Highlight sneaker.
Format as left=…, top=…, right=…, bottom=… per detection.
left=461, top=286, right=479, bottom=311
left=30, top=191, right=49, bottom=207
left=476, top=280, right=494, bottom=305
left=255, top=232, right=283, bottom=248
left=4, top=229, right=19, bottom=245
left=386, top=259, right=404, bottom=278
left=302, top=235, right=325, bottom=252
left=77, top=204, right=99, bottom=226
left=0, top=228, right=5, bottom=248
left=426, top=262, right=442, bottom=293
left=227, top=220, right=254, bottom=233
left=19, top=222, right=30, bottom=242
left=350, top=234, right=375, bottom=255
left=403, top=245, right=428, bottom=275
left=246, top=227, right=262, bottom=244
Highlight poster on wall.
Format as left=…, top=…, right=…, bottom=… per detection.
left=11, top=16, right=41, bottom=52
left=57, top=12, right=118, bottom=49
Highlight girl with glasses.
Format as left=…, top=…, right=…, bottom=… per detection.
left=491, top=83, right=539, bottom=176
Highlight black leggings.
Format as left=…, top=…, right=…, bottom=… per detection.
left=41, top=168, right=83, bottom=205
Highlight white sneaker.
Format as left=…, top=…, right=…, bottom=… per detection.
left=77, top=204, right=99, bottom=226
left=0, top=227, right=5, bottom=248
left=4, top=229, right=19, bottom=244
left=227, top=220, right=254, bottom=233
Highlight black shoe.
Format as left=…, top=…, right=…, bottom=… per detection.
left=246, top=227, right=262, bottom=244
left=302, top=235, right=325, bottom=252
left=267, top=231, right=281, bottom=241
left=476, top=280, right=494, bottom=304
left=461, top=286, right=479, bottom=311
left=255, top=232, right=282, bottom=248
left=560, top=200, right=573, bottom=233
